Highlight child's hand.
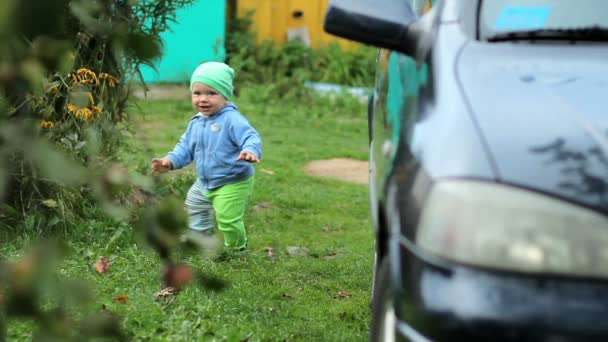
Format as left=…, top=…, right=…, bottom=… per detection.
left=236, top=150, right=260, bottom=163
left=151, top=157, right=172, bottom=174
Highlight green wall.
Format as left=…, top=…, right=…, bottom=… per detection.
left=140, top=0, right=226, bottom=83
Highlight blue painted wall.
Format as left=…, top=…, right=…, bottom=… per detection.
left=140, top=0, right=226, bottom=83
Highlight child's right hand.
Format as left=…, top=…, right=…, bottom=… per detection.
left=151, top=157, right=172, bottom=174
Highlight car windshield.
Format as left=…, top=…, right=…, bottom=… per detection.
left=479, top=0, right=608, bottom=40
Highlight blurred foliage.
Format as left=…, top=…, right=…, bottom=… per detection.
left=225, top=10, right=377, bottom=98
left=0, top=0, right=219, bottom=339
left=0, top=0, right=195, bottom=231
left=0, top=242, right=126, bottom=341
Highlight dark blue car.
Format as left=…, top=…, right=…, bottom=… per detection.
left=324, top=0, right=608, bottom=341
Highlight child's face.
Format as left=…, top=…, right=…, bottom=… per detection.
left=191, top=83, right=228, bottom=116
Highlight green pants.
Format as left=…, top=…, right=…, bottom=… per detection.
left=185, top=175, right=254, bottom=249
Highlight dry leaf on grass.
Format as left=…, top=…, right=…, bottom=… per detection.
left=334, top=290, right=351, bottom=299
left=95, top=257, right=111, bottom=273
left=261, top=168, right=275, bottom=175
left=112, top=295, right=128, bottom=303
left=154, top=287, right=178, bottom=306
left=264, top=247, right=274, bottom=257
left=337, top=312, right=347, bottom=320
left=155, top=287, right=178, bottom=299
left=322, top=226, right=330, bottom=232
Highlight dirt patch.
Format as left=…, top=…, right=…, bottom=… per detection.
left=304, top=158, right=368, bottom=185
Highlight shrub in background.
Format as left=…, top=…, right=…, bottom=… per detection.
left=225, top=11, right=377, bottom=98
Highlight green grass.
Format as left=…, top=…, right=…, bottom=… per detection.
left=3, top=86, right=373, bottom=341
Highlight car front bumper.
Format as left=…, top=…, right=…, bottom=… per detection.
left=394, top=243, right=608, bottom=342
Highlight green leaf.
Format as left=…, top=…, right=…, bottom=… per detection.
left=0, top=164, right=5, bottom=199
left=26, top=140, right=86, bottom=186
left=47, top=216, right=61, bottom=228
left=0, top=0, right=15, bottom=37
left=126, top=32, right=161, bottom=61
left=103, top=228, right=124, bottom=255
left=41, top=199, right=58, bottom=208
left=0, top=203, right=19, bottom=217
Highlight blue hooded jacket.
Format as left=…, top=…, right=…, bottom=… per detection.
left=166, top=103, right=262, bottom=190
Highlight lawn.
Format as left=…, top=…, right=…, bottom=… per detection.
left=3, top=85, right=373, bottom=341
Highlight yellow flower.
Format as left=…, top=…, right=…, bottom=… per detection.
left=76, top=108, right=93, bottom=120
left=91, top=105, right=102, bottom=113
left=99, top=72, right=118, bottom=87
left=67, top=103, right=94, bottom=121
left=40, top=120, right=55, bottom=128
left=75, top=68, right=98, bottom=85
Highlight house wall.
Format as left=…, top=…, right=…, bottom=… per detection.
left=140, top=0, right=226, bottom=83
left=235, top=0, right=356, bottom=49
left=235, top=0, right=434, bottom=49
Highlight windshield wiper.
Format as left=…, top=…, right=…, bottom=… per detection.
left=488, top=26, right=608, bottom=42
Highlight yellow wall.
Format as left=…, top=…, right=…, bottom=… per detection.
left=235, top=0, right=434, bottom=49
left=236, top=0, right=356, bottom=49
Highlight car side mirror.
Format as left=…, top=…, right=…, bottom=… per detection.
left=323, top=0, right=417, bottom=53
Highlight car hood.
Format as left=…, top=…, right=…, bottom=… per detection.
left=457, top=42, right=608, bottom=212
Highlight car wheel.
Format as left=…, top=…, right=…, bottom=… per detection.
left=370, top=257, right=397, bottom=342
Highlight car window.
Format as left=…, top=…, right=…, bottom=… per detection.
left=480, top=0, right=608, bottom=38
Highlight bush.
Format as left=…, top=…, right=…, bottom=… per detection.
left=225, top=10, right=376, bottom=97
left=0, top=0, right=196, bottom=232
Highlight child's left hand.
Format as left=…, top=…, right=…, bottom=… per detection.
left=236, top=150, right=260, bottom=163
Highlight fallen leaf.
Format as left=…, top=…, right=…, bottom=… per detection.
left=322, top=226, right=330, bottom=232
left=162, top=263, right=193, bottom=290
left=154, top=287, right=178, bottom=300
left=337, top=312, right=347, bottom=320
left=282, top=293, right=293, bottom=299
left=261, top=168, right=275, bottom=175
left=264, top=247, right=274, bottom=257
left=95, top=257, right=111, bottom=273
left=334, top=290, right=351, bottom=299
left=286, top=246, right=309, bottom=257
left=112, top=295, right=128, bottom=303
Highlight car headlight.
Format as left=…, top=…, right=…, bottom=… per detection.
left=416, top=180, right=608, bottom=278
